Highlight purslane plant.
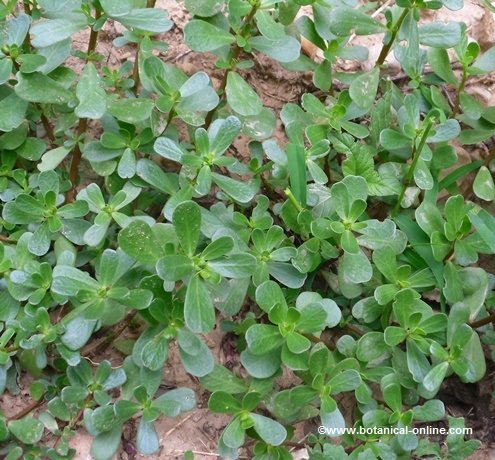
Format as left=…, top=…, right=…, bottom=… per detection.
left=1, top=0, right=495, bottom=459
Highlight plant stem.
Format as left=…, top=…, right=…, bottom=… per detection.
left=452, top=67, right=467, bottom=117
left=40, top=111, right=55, bottom=142
left=0, top=234, right=14, bottom=243
left=132, top=43, right=141, bottom=96
left=203, top=3, right=259, bottom=128
left=8, top=394, right=46, bottom=421
left=80, top=310, right=138, bottom=356
left=470, top=312, right=495, bottom=329
left=393, top=118, right=434, bottom=215
left=375, top=8, right=409, bottom=67
left=66, top=9, right=101, bottom=202
left=22, top=1, right=32, bottom=48
left=284, top=187, right=303, bottom=212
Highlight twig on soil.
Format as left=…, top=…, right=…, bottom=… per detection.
left=174, top=450, right=250, bottom=459
left=80, top=310, right=138, bottom=357
left=163, top=412, right=195, bottom=438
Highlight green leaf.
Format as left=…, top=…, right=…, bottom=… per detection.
left=472, top=46, right=495, bottom=73
left=185, top=276, right=215, bottom=333
left=287, top=143, right=307, bottom=208
left=419, top=22, right=461, bottom=48
left=15, top=72, right=74, bottom=104
left=202, top=236, right=234, bottom=260
left=52, top=265, right=100, bottom=296
left=156, top=255, right=193, bottom=281
left=384, top=326, right=407, bottom=346
left=226, top=72, right=263, bottom=116
left=249, top=35, right=301, bottom=63
left=468, top=208, right=495, bottom=253
left=380, top=129, right=412, bottom=150
left=246, top=324, right=284, bottom=355
left=208, top=391, right=242, bottom=414
left=38, top=146, right=71, bottom=171
left=356, top=332, right=388, bottom=362
left=200, top=365, right=248, bottom=394
left=136, top=419, right=159, bottom=455
left=0, top=92, right=28, bottom=132
left=184, top=20, right=235, bottom=52
left=136, top=159, right=177, bottom=195
left=179, top=335, right=214, bottom=377
left=141, top=334, right=169, bottom=371
left=427, top=48, right=457, bottom=84
left=116, top=9, right=173, bottom=34
left=209, top=253, right=257, bottom=278
left=473, top=166, right=495, bottom=201
left=212, top=173, right=258, bottom=203
left=30, top=17, right=86, bottom=47
left=154, top=137, right=185, bottom=162
left=8, top=417, right=44, bottom=444
left=349, top=68, right=379, bottom=109
left=75, top=63, right=106, bottom=119
left=341, top=250, right=372, bottom=284
left=107, top=98, right=153, bottom=124
left=413, top=400, right=445, bottom=422
left=222, top=416, right=245, bottom=449
left=209, top=116, right=241, bottom=156
left=250, top=413, right=287, bottom=446
left=423, top=361, right=449, bottom=393
left=173, top=200, right=201, bottom=256
left=184, top=0, right=225, bottom=17
left=91, top=424, right=122, bottom=460
left=328, top=7, right=386, bottom=36
left=255, top=280, right=287, bottom=313
left=118, top=221, right=164, bottom=263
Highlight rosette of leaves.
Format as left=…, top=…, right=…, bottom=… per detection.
left=154, top=116, right=260, bottom=203
left=109, top=384, right=195, bottom=457
left=416, top=195, right=493, bottom=265
left=2, top=171, right=89, bottom=255
left=272, top=343, right=361, bottom=433
left=119, top=200, right=256, bottom=333
left=208, top=390, right=287, bottom=457
left=130, top=279, right=215, bottom=376
left=308, top=176, right=407, bottom=294
left=143, top=56, right=220, bottom=127
left=83, top=126, right=156, bottom=179
left=52, top=248, right=153, bottom=326
left=242, top=281, right=341, bottom=375
left=3, top=233, right=59, bottom=307
left=421, top=304, right=486, bottom=396
left=76, top=182, right=146, bottom=247
left=183, top=1, right=301, bottom=64
left=249, top=225, right=306, bottom=288
left=361, top=374, right=446, bottom=453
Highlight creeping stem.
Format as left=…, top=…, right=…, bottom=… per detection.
left=203, top=3, right=259, bottom=128
left=66, top=9, right=101, bottom=202
left=393, top=118, right=434, bottom=215
left=375, top=8, right=409, bottom=67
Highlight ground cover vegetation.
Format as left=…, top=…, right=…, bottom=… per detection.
left=1, top=0, right=495, bottom=458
